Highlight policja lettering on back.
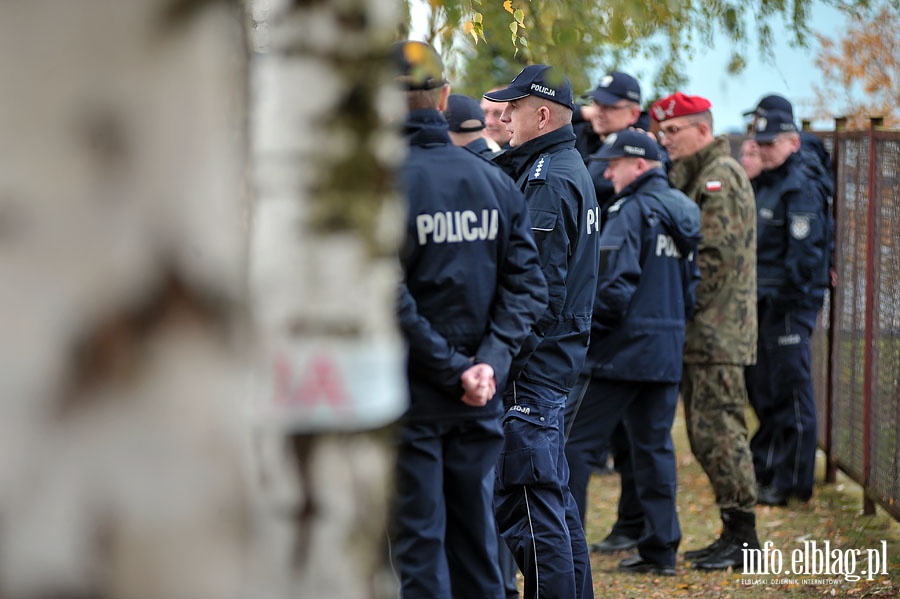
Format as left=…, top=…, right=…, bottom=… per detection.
left=656, top=233, right=687, bottom=258
left=610, top=200, right=691, bottom=260
left=393, top=40, right=549, bottom=599
left=415, top=209, right=499, bottom=245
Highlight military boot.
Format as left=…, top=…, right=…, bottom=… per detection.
left=691, top=509, right=760, bottom=571
left=683, top=510, right=736, bottom=562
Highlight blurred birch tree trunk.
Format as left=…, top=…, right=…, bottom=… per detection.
left=246, top=0, right=405, bottom=596
left=0, top=0, right=253, bottom=596
left=0, top=0, right=404, bottom=596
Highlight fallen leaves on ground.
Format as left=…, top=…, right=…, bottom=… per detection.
left=580, top=405, right=900, bottom=598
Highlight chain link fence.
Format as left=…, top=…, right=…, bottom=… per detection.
left=812, top=120, right=900, bottom=520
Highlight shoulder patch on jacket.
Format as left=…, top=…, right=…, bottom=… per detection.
left=528, top=154, right=551, bottom=184
left=790, top=214, right=811, bottom=239
left=608, top=196, right=626, bottom=214
left=705, top=180, right=722, bottom=192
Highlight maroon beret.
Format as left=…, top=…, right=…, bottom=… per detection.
left=651, top=92, right=712, bottom=122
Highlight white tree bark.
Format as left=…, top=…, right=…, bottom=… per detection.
left=247, top=0, right=406, bottom=431
left=0, top=0, right=405, bottom=595
left=246, top=0, right=405, bottom=596
left=0, top=1, right=253, bottom=596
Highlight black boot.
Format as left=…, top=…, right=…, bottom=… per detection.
left=691, top=510, right=760, bottom=571
left=683, top=510, right=735, bottom=561
left=589, top=531, right=639, bottom=553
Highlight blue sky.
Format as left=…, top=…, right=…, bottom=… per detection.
left=620, top=4, right=847, bottom=134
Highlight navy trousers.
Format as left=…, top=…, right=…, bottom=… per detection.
left=392, top=417, right=505, bottom=599
left=565, top=377, right=681, bottom=566
left=565, top=375, right=643, bottom=538
left=494, top=380, right=593, bottom=599
left=749, top=303, right=819, bottom=499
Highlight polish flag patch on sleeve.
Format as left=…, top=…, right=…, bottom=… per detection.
left=705, top=180, right=722, bottom=191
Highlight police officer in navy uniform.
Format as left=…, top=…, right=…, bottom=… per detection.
left=582, top=72, right=644, bottom=210
left=484, top=64, right=600, bottom=599
left=742, top=94, right=835, bottom=192
left=443, top=90, right=521, bottom=598
left=566, top=71, right=649, bottom=556
left=392, top=41, right=549, bottom=599
left=568, top=130, right=700, bottom=576
left=750, top=109, right=831, bottom=506
left=444, top=93, right=501, bottom=158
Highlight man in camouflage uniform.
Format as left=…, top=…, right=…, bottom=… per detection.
left=651, top=92, right=760, bottom=571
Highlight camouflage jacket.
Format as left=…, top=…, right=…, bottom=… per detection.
left=669, top=135, right=757, bottom=365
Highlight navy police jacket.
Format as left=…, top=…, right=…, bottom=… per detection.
left=586, top=168, right=701, bottom=382
left=399, top=109, right=548, bottom=421
left=587, top=155, right=616, bottom=214
left=755, top=151, right=831, bottom=312
left=588, top=134, right=669, bottom=217
left=800, top=131, right=835, bottom=197
left=464, top=136, right=499, bottom=159
left=493, top=125, right=601, bottom=395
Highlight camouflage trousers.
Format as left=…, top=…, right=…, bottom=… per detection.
left=681, top=364, right=757, bottom=512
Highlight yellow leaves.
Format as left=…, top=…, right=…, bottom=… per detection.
left=812, top=4, right=900, bottom=127
left=464, top=11, right=485, bottom=44
left=464, top=19, right=485, bottom=43
left=501, top=2, right=527, bottom=53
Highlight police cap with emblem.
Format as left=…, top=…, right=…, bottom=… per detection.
left=394, top=40, right=446, bottom=90
left=583, top=71, right=641, bottom=106
left=742, top=94, right=794, bottom=118
left=595, top=129, right=662, bottom=162
left=444, top=94, right=486, bottom=132
left=483, top=64, right=575, bottom=111
left=753, top=109, right=798, bottom=142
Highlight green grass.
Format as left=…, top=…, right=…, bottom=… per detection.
left=576, top=403, right=900, bottom=598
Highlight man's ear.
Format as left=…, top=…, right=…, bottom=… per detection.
left=696, top=120, right=712, bottom=137
left=436, top=84, right=451, bottom=112
left=537, top=104, right=552, bottom=130
left=628, top=104, right=642, bottom=124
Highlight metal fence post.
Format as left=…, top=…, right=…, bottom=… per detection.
left=862, top=117, right=884, bottom=515
left=825, top=117, right=847, bottom=484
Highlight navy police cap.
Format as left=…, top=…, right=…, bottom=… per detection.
left=743, top=94, right=794, bottom=118
left=596, top=129, right=662, bottom=161
left=393, top=40, right=446, bottom=90
left=584, top=71, right=641, bottom=106
left=444, top=94, right=486, bottom=132
left=483, top=64, right=575, bottom=111
left=753, top=109, right=798, bottom=142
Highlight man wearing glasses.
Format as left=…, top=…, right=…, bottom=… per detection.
left=651, top=92, right=761, bottom=571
